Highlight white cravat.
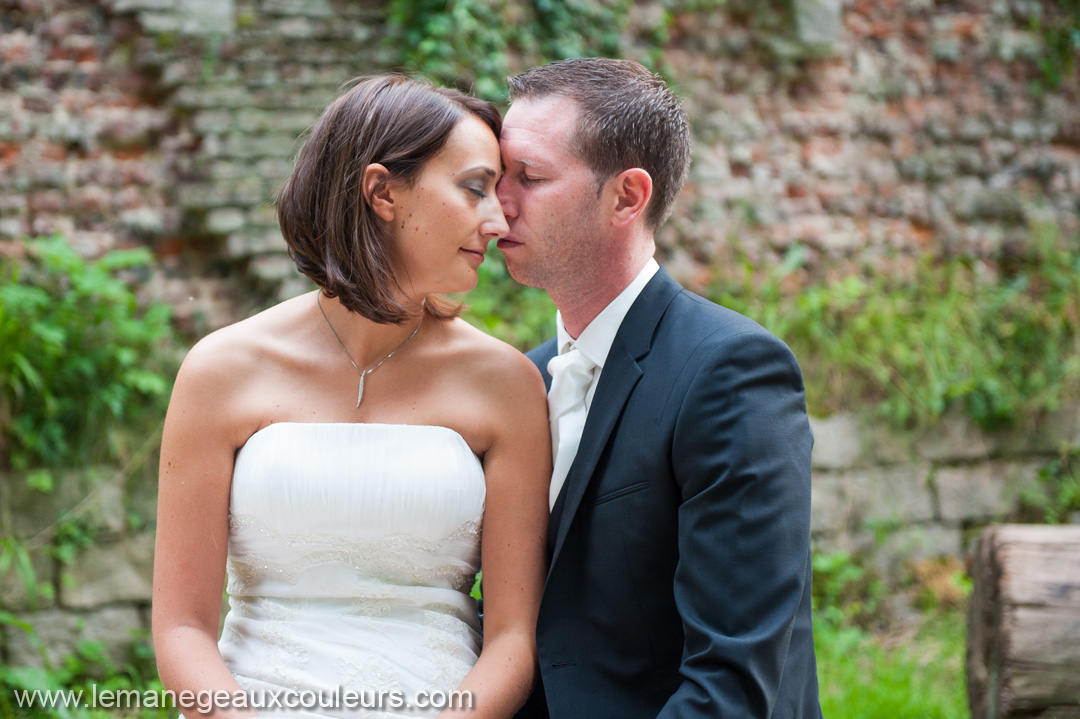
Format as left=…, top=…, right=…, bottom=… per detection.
left=545, top=258, right=660, bottom=511
left=546, top=344, right=596, bottom=509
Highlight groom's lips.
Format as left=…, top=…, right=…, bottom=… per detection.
left=496, top=238, right=522, bottom=250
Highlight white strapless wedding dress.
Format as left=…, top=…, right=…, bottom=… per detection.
left=215, top=422, right=485, bottom=718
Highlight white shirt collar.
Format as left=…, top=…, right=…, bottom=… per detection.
left=555, top=258, right=660, bottom=367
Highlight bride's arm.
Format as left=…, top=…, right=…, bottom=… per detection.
left=152, top=334, right=257, bottom=719
left=444, top=349, right=550, bottom=718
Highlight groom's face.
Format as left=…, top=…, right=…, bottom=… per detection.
left=496, top=95, right=607, bottom=295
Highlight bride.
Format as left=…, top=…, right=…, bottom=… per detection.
left=152, top=76, right=550, bottom=718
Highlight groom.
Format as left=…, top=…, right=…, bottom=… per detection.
left=496, top=58, right=822, bottom=718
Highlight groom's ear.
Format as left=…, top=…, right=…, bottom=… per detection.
left=608, top=168, right=653, bottom=228
left=362, top=163, right=396, bottom=222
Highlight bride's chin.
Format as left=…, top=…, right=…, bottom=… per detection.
left=456, top=278, right=480, bottom=294
left=441, top=275, right=480, bottom=296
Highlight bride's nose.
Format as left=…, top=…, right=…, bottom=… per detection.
left=481, top=203, right=509, bottom=239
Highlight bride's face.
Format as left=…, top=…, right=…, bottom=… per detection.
left=386, top=114, right=508, bottom=299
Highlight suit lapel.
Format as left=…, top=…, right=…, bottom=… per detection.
left=547, top=268, right=683, bottom=572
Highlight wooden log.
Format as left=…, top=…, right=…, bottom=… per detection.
left=968, top=524, right=1080, bottom=719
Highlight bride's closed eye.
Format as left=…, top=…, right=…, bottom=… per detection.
left=464, top=183, right=488, bottom=199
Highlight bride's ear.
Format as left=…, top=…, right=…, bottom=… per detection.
left=362, top=164, right=395, bottom=222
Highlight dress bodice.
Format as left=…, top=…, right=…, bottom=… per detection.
left=215, top=422, right=485, bottom=718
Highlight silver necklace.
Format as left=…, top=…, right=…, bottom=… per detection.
left=316, top=292, right=423, bottom=408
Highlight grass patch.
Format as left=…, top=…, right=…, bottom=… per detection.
left=815, top=609, right=969, bottom=719
left=812, top=550, right=970, bottom=718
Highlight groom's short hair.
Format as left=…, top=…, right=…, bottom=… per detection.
left=507, top=58, right=692, bottom=229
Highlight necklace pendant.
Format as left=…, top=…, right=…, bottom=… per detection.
left=356, top=373, right=365, bottom=408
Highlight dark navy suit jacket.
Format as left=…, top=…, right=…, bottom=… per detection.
left=520, top=268, right=821, bottom=719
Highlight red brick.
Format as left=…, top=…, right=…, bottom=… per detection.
left=31, top=214, right=75, bottom=237
left=39, top=143, right=66, bottom=162
left=953, top=16, right=982, bottom=40
left=154, top=238, right=185, bottom=257
left=0, top=142, right=20, bottom=165
left=801, top=137, right=845, bottom=163
left=817, top=181, right=853, bottom=204
left=118, top=161, right=153, bottom=185
left=0, top=31, right=37, bottom=64
left=109, top=17, right=143, bottom=42
left=904, top=19, right=928, bottom=40
left=44, top=12, right=95, bottom=40
left=112, top=146, right=148, bottom=161
left=846, top=14, right=872, bottom=38
left=70, top=186, right=111, bottom=214
left=900, top=97, right=927, bottom=125
left=28, top=190, right=64, bottom=213
left=869, top=21, right=894, bottom=40
left=911, top=226, right=935, bottom=246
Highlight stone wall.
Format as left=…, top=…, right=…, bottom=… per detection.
left=0, top=465, right=158, bottom=668
left=809, top=405, right=1080, bottom=580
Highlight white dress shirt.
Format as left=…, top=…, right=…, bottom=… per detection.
left=547, top=258, right=660, bottom=513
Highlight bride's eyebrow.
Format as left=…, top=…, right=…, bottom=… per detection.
left=457, top=165, right=498, bottom=178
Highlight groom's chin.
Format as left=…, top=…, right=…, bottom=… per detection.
left=498, top=251, right=542, bottom=289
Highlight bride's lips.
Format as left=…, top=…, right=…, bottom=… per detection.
left=460, top=248, right=485, bottom=265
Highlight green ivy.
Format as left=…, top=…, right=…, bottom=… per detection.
left=382, top=0, right=700, bottom=102
left=713, top=222, right=1080, bottom=429
left=0, top=630, right=172, bottom=719
left=1019, top=445, right=1080, bottom=523
left=1035, top=0, right=1080, bottom=90
left=383, top=0, right=515, bottom=101
left=459, top=251, right=554, bottom=350
left=0, top=236, right=178, bottom=471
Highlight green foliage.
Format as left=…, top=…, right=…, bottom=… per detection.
left=384, top=0, right=514, bottom=101
left=814, top=609, right=968, bottom=719
left=1035, top=0, right=1080, bottom=90
left=1020, top=445, right=1080, bottom=523
left=0, top=538, right=54, bottom=609
left=812, top=550, right=888, bottom=630
left=0, top=236, right=177, bottom=471
left=714, top=223, right=1080, bottom=429
left=0, top=536, right=168, bottom=719
left=50, top=520, right=96, bottom=570
left=383, top=0, right=694, bottom=102
left=0, top=633, right=172, bottom=719
left=459, top=252, right=555, bottom=350
left=812, top=550, right=968, bottom=718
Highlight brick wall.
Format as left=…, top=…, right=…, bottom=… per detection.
left=3, top=0, right=1077, bottom=328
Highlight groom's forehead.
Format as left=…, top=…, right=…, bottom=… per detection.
left=501, top=99, right=578, bottom=155
left=504, top=96, right=578, bottom=132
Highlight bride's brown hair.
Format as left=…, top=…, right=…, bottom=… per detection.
left=277, top=75, right=502, bottom=324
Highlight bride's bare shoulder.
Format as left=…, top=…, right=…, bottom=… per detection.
left=177, top=291, right=316, bottom=388
left=439, top=318, right=546, bottom=402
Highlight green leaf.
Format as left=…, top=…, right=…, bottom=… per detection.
left=27, top=469, right=54, bottom=494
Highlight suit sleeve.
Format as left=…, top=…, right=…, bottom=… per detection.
left=659, top=329, right=814, bottom=719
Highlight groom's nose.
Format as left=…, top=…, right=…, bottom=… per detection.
left=495, top=177, right=518, bottom=219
